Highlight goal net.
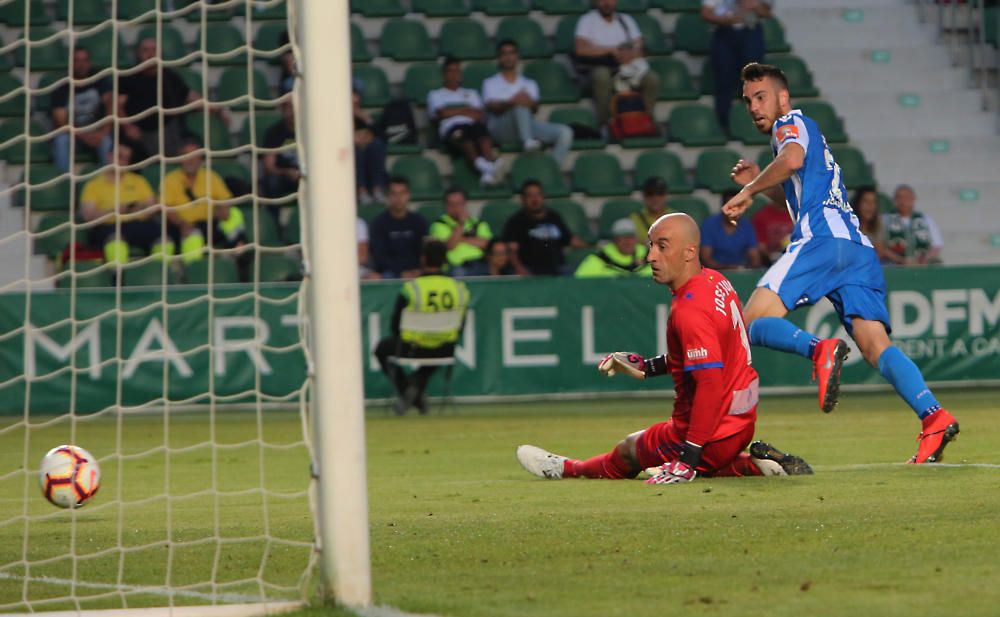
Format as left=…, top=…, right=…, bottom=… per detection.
left=0, top=0, right=366, bottom=613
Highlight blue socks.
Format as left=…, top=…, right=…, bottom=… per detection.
left=748, top=317, right=820, bottom=359
left=877, top=346, right=941, bottom=419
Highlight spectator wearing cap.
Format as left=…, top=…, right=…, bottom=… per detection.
left=629, top=176, right=672, bottom=240
left=700, top=191, right=763, bottom=270
left=575, top=218, right=652, bottom=278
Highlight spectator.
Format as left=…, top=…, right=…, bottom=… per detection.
left=162, top=137, right=246, bottom=263
left=701, top=0, right=771, bottom=132
left=50, top=48, right=113, bottom=172
left=427, top=58, right=504, bottom=187
left=751, top=199, right=793, bottom=265
left=79, top=144, right=178, bottom=262
left=700, top=192, right=762, bottom=270
left=479, top=239, right=517, bottom=276
left=573, top=0, right=660, bottom=127
left=851, top=187, right=888, bottom=263
left=117, top=37, right=228, bottom=159
left=483, top=40, right=573, bottom=164
left=358, top=217, right=380, bottom=280
left=278, top=32, right=294, bottom=95
left=262, top=99, right=299, bottom=199
left=629, top=176, right=672, bottom=240
left=575, top=218, right=652, bottom=278
left=883, top=184, right=943, bottom=265
left=369, top=176, right=430, bottom=279
left=428, top=187, right=493, bottom=276
left=353, top=86, right=388, bottom=204
left=502, top=179, right=587, bottom=276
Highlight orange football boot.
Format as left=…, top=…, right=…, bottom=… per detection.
left=812, top=338, right=850, bottom=413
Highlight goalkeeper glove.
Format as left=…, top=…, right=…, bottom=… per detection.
left=597, top=352, right=646, bottom=380
left=644, top=460, right=697, bottom=485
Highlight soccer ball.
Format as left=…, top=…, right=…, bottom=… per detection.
left=38, top=445, right=101, bottom=509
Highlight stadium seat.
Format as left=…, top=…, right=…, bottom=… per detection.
left=210, top=160, right=252, bottom=195
left=762, top=18, right=791, bottom=53
left=240, top=206, right=284, bottom=247
left=756, top=148, right=773, bottom=171
left=0, top=0, right=51, bottom=26
left=0, top=35, right=11, bottom=72
left=496, top=17, right=551, bottom=59
left=350, top=0, right=406, bottom=18
left=438, top=19, right=494, bottom=61
left=547, top=107, right=605, bottom=150
left=695, top=148, right=743, bottom=193
left=178, top=0, right=233, bottom=20
left=253, top=2, right=287, bottom=20
left=14, top=28, right=68, bottom=71
left=259, top=254, right=302, bottom=282
left=510, top=153, right=570, bottom=198
left=404, top=64, right=443, bottom=106
left=535, top=0, right=588, bottom=15
left=564, top=246, right=592, bottom=270
left=830, top=145, right=876, bottom=189
left=137, top=24, right=188, bottom=62
left=390, top=156, right=444, bottom=201
left=256, top=22, right=289, bottom=56
left=460, top=62, right=496, bottom=90
left=651, top=0, right=701, bottom=10
left=450, top=160, right=514, bottom=200
left=56, top=0, right=105, bottom=24
left=57, top=260, right=112, bottom=288
left=480, top=200, right=520, bottom=234
left=33, top=214, right=71, bottom=258
left=472, top=0, right=529, bottom=15
left=728, top=100, right=770, bottom=145
left=284, top=208, right=301, bottom=246
left=986, top=7, right=997, bottom=47
left=878, top=192, right=894, bottom=214
left=353, top=66, right=392, bottom=107
left=358, top=204, right=384, bottom=224
left=598, top=199, right=642, bottom=239
left=16, top=165, right=72, bottom=212
left=416, top=202, right=445, bottom=222
left=616, top=0, right=649, bottom=12
left=214, top=67, right=273, bottom=111
left=78, top=27, right=127, bottom=69
left=554, top=16, right=581, bottom=55
left=379, top=19, right=438, bottom=62
left=766, top=55, right=819, bottom=97
left=203, top=24, right=246, bottom=65
left=673, top=14, right=712, bottom=55
left=798, top=101, right=848, bottom=143
left=350, top=23, right=372, bottom=63
left=648, top=58, right=698, bottom=101
left=632, top=14, right=671, bottom=56
left=523, top=61, right=579, bottom=104
left=117, top=0, right=155, bottom=21
left=184, top=112, right=233, bottom=151
left=33, top=72, right=62, bottom=112
left=0, top=76, right=25, bottom=117
left=700, top=57, right=716, bottom=96
left=667, top=104, right=727, bottom=146
left=572, top=153, right=630, bottom=197
left=122, top=261, right=179, bottom=287
left=548, top=199, right=595, bottom=243
left=670, top=196, right=711, bottom=224
left=0, top=120, right=49, bottom=164
left=413, top=0, right=471, bottom=17
left=633, top=150, right=694, bottom=194
left=175, top=66, right=204, bottom=96
left=184, top=258, right=240, bottom=284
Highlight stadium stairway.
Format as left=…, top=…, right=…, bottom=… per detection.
left=781, top=0, right=1000, bottom=264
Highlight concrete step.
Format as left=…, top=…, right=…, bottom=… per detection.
left=824, top=90, right=997, bottom=138
left=780, top=6, right=936, bottom=49
left=797, top=45, right=956, bottom=72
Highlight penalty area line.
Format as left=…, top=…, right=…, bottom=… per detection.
left=816, top=462, right=1000, bottom=471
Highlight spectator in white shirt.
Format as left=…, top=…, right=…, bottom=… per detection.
left=482, top=40, right=573, bottom=164
left=427, top=57, right=505, bottom=187
left=574, top=0, right=660, bottom=126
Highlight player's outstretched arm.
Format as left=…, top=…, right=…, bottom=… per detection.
left=723, top=145, right=803, bottom=222
left=597, top=352, right=670, bottom=380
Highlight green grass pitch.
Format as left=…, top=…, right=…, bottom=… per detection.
left=2, top=388, right=999, bottom=616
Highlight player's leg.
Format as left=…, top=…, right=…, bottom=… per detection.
left=517, top=430, right=645, bottom=480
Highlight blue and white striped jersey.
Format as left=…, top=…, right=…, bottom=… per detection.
left=770, top=110, right=872, bottom=247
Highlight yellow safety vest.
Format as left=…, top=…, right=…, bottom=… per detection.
left=428, top=215, right=493, bottom=267
left=400, top=274, right=470, bottom=348
left=574, top=243, right=652, bottom=278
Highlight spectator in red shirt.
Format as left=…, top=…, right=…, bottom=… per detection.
left=751, top=198, right=793, bottom=265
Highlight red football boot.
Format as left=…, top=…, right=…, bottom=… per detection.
left=812, top=338, right=850, bottom=413
left=907, top=409, right=960, bottom=464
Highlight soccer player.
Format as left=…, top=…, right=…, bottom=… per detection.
left=720, top=63, right=959, bottom=463
left=516, top=213, right=812, bottom=484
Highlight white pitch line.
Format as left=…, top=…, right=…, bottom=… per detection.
left=815, top=462, right=1000, bottom=471
left=0, top=572, right=264, bottom=604
left=351, top=606, right=443, bottom=617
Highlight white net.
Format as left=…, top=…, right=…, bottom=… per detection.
left=0, top=0, right=319, bottom=612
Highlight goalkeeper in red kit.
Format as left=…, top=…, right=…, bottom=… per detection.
left=516, top=213, right=812, bottom=484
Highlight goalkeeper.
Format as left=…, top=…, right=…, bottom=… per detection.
left=517, top=213, right=811, bottom=484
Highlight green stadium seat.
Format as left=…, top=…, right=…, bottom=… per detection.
left=240, top=206, right=284, bottom=247
left=350, top=23, right=372, bottom=63
left=510, top=153, right=570, bottom=198
left=214, top=67, right=273, bottom=110
left=797, top=101, right=848, bottom=143
left=0, top=75, right=25, bottom=117
left=632, top=14, right=671, bottom=56
left=986, top=7, right=997, bottom=47
left=117, top=0, right=155, bottom=21
left=548, top=199, right=595, bottom=243
left=473, top=0, right=529, bottom=15
left=830, top=146, right=876, bottom=189
left=728, top=100, right=770, bottom=145
left=78, top=27, right=128, bottom=69
left=175, top=66, right=205, bottom=96
left=598, top=199, right=642, bottom=239
left=617, top=0, right=649, bottom=12
left=633, top=150, right=693, bottom=194
left=0, top=120, right=49, bottom=164
left=416, top=202, right=445, bottom=222
left=258, top=254, right=302, bottom=282
left=184, top=258, right=240, bottom=284
left=353, top=66, right=391, bottom=107
left=253, top=2, right=287, bottom=20
left=57, top=260, right=112, bottom=288
left=34, top=214, right=71, bottom=258
left=695, top=148, right=743, bottom=193
left=350, top=0, right=406, bottom=18
left=565, top=246, right=592, bottom=270
left=209, top=160, right=252, bottom=194
left=380, top=19, right=437, bottom=62
left=178, top=0, right=233, bottom=21
left=648, top=57, right=698, bottom=101
left=673, top=13, right=712, bottom=55
left=700, top=57, right=716, bottom=96
left=548, top=107, right=605, bottom=150
left=668, top=104, right=727, bottom=146
left=358, top=204, right=384, bottom=224
left=136, top=24, right=188, bottom=62
left=651, top=0, right=701, bottom=10
left=878, top=192, right=894, bottom=214
left=0, top=35, right=11, bottom=72
left=756, top=148, right=773, bottom=171
left=670, top=196, right=711, bottom=224
left=391, top=156, right=444, bottom=201
left=184, top=112, right=233, bottom=151
left=14, top=28, right=68, bottom=71
left=203, top=24, right=246, bottom=65
left=572, top=152, right=630, bottom=197
left=762, top=18, right=791, bottom=53
left=554, top=15, right=580, bottom=55
left=497, top=17, right=551, bottom=59
left=122, top=260, right=179, bottom=287
left=284, top=208, right=301, bottom=245
left=255, top=22, right=289, bottom=57
left=480, top=200, right=520, bottom=234
left=16, top=165, right=72, bottom=212
left=450, top=160, right=514, bottom=200
left=413, top=0, right=471, bottom=17
left=766, top=55, right=819, bottom=97
left=439, top=19, right=494, bottom=61
left=56, top=0, right=106, bottom=24
left=404, top=63, right=443, bottom=105
left=33, top=72, right=62, bottom=113
left=523, top=61, right=579, bottom=104
left=460, top=62, right=495, bottom=90
left=535, top=0, right=588, bottom=15
left=0, top=0, right=51, bottom=26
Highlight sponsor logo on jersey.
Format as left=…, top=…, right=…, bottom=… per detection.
left=686, top=347, right=709, bottom=360
left=777, top=124, right=799, bottom=143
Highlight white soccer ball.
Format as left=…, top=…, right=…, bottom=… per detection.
left=38, top=445, right=101, bottom=509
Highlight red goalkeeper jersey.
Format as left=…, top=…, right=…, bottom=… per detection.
left=667, top=268, right=759, bottom=445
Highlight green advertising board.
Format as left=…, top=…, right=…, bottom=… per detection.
left=1, top=266, right=998, bottom=414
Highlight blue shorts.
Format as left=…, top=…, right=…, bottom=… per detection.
left=757, top=237, right=891, bottom=335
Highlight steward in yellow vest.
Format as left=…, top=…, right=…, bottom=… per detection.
left=574, top=218, right=653, bottom=278
left=428, top=188, right=493, bottom=275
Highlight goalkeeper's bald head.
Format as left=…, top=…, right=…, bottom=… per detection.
left=646, top=213, right=702, bottom=289
left=648, top=212, right=700, bottom=248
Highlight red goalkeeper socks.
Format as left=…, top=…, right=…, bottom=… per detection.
left=563, top=449, right=635, bottom=479
left=710, top=453, right=763, bottom=477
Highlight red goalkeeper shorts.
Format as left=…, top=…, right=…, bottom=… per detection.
left=634, top=416, right=756, bottom=476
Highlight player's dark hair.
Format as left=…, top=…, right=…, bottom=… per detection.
left=496, top=38, right=518, bottom=54
left=442, top=56, right=460, bottom=71
left=740, top=62, right=789, bottom=91
left=388, top=175, right=410, bottom=189
left=520, top=178, right=543, bottom=195
left=422, top=239, right=448, bottom=269
left=444, top=186, right=467, bottom=200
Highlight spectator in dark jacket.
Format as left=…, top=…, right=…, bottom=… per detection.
left=369, top=176, right=429, bottom=279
